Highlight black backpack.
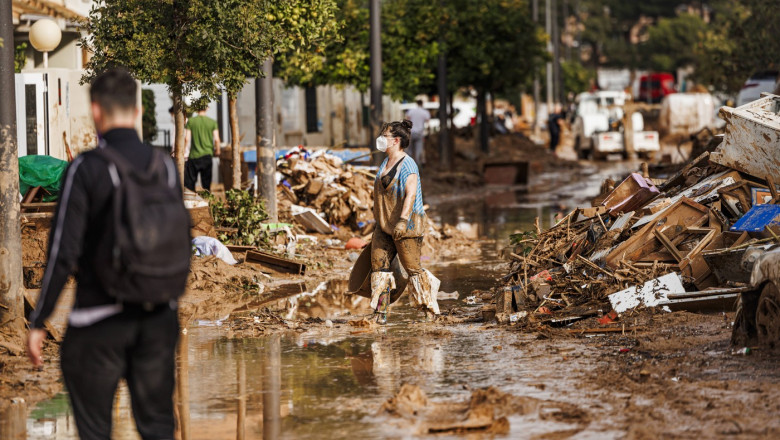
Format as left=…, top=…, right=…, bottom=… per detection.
left=93, top=146, right=192, bottom=304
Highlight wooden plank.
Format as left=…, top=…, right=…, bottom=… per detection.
left=666, top=287, right=750, bottom=299
left=653, top=228, right=684, bottom=262
left=658, top=151, right=710, bottom=192
left=245, top=250, right=306, bottom=275
left=21, top=202, right=57, bottom=213
left=20, top=212, right=54, bottom=220
left=659, top=293, right=739, bottom=312
left=767, top=175, right=779, bottom=204
left=293, top=209, right=333, bottom=234
left=21, top=186, right=42, bottom=204
left=23, top=290, right=62, bottom=342
left=606, top=197, right=709, bottom=269
left=226, top=245, right=256, bottom=252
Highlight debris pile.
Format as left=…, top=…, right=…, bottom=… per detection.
left=277, top=148, right=375, bottom=233
left=497, top=96, right=780, bottom=328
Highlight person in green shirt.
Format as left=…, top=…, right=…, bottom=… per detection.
left=184, top=105, right=221, bottom=191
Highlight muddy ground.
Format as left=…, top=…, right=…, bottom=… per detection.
left=5, top=133, right=780, bottom=439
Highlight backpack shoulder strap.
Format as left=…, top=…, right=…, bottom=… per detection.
left=91, top=146, right=126, bottom=189
left=152, top=148, right=178, bottom=189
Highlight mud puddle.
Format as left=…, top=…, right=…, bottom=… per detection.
left=428, top=159, right=640, bottom=241
left=26, top=318, right=598, bottom=439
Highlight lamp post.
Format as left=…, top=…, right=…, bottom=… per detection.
left=29, top=18, right=61, bottom=68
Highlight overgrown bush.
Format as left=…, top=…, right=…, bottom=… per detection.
left=203, top=189, right=270, bottom=248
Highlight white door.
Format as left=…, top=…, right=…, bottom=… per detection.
left=19, top=73, right=48, bottom=156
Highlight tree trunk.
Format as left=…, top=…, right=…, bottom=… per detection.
left=256, top=59, right=278, bottom=222
left=0, top=0, right=24, bottom=338
left=477, top=88, right=489, bottom=153
left=172, top=91, right=187, bottom=185
left=229, top=95, right=241, bottom=190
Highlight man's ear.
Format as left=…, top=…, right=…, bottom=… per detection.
left=91, top=102, right=102, bottom=126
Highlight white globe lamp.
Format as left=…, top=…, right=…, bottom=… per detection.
left=29, top=19, right=62, bottom=68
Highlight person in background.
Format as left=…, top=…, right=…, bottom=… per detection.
left=371, top=120, right=440, bottom=324
left=184, top=102, right=220, bottom=191
left=493, top=112, right=509, bottom=135
left=404, top=100, right=430, bottom=167
left=548, top=103, right=564, bottom=153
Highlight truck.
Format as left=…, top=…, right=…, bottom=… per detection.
left=572, top=91, right=660, bottom=160
left=639, top=72, right=675, bottom=104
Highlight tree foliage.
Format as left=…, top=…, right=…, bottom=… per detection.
left=444, top=0, right=547, bottom=95
left=14, top=43, right=27, bottom=73
left=562, top=60, right=595, bottom=95
left=276, top=0, right=441, bottom=101
left=578, top=0, right=690, bottom=70
left=642, top=13, right=707, bottom=72
left=694, top=0, right=780, bottom=93
left=82, top=0, right=339, bottom=181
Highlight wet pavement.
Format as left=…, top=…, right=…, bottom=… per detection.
left=25, top=158, right=644, bottom=439
left=26, top=259, right=518, bottom=440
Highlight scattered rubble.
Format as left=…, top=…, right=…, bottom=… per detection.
left=277, top=148, right=375, bottom=234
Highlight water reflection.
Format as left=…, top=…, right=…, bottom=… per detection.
left=263, top=335, right=281, bottom=440
left=24, top=259, right=507, bottom=440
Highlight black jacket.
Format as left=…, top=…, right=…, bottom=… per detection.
left=30, top=128, right=180, bottom=329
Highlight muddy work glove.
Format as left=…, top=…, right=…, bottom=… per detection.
left=393, top=218, right=409, bottom=240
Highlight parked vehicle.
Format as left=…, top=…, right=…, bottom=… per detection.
left=572, top=91, right=658, bottom=160
left=572, top=91, right=628, bottom=159
left=736, top=70, right=778, bottom=107
left=592, top=132, right=624, bottom=158
left=639, top=72, right=675, bottom=103
left=658, top=93, right=718, bottom=136
left=630, top=111, right=660, bottom=158
left=399, top=100, right=476, bottom=134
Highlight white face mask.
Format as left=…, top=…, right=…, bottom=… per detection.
left=376, top=136, right=388, bottom=152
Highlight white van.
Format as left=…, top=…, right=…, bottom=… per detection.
left=572, top=91, right=629, bottom=158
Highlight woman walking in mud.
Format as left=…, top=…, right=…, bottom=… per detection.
left=370, top=120, right=440, bottom=324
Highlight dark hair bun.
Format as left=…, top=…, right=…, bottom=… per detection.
left=401, top=120, right=413, bottom=131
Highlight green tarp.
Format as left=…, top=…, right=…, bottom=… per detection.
left=19, top=155, right=69, bottom=202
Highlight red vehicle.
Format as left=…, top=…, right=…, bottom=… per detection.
left=639, top=73, right=675, bottom=103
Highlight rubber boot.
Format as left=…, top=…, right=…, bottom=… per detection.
left=370, top=272, right=396, bottom=325
left=408, top=271, right=441, bottom=322
left=376, top=290, right=389, bottom=324
left=423, top=307, right=436, bottom=323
